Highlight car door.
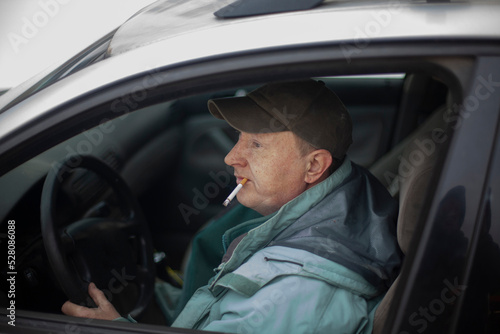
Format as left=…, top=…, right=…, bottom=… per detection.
left=383, top=57, right=500, bottom=334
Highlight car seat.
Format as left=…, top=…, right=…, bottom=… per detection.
left=371, top=110, right=448, bottom=333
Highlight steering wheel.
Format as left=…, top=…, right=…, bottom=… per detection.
left=41, top=155, right=155, bottom=319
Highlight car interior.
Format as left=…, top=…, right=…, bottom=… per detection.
left=1, top=66, right=497, bottom=332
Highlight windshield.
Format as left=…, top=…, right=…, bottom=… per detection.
left=0, top=30, right=114, bottom=114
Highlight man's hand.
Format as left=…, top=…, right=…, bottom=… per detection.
left=61, top=282, right=121, bottom=320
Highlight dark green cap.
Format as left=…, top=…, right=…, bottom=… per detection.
left=208, top=79, right=352, bottom=160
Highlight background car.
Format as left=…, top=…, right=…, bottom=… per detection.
left=1, top=0, right=500, bottom=333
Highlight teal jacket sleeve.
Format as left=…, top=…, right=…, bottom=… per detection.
left=113, top=315, right=137, bottom=323
left=201, top=275, right=374, bottom=334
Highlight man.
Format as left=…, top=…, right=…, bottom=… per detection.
left=62, top=79, right=402, bottom=333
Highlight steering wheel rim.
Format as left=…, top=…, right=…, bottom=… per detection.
left=41, top=155, right=155, bottom=319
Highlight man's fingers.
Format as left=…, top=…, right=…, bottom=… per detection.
left=61, top=300, right=95, bottom=318
left=88, top=282, right=109, bottom=307
left=61, top=283, right=121, bottom=320
left=61, top=300, right=76, bottom=316
left=87, top=282, right=121, bottom=319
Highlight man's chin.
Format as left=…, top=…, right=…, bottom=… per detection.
left=237, top=196, right=273, bottom=216
left=236, top=194, right=257, bottom=210
left=236, top=195, right=250, bottom=208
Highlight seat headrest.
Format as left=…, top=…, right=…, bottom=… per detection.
left=370, top=104, right=448, bottom=197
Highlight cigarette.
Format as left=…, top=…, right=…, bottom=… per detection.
left=223, top=178, right=248, bottom=206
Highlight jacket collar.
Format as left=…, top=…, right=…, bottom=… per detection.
left=216, top=159, right=352, bottom=277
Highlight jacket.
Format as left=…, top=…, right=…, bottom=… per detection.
left=172, top=159, right=402, bottom=334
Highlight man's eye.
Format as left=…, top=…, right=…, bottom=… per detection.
left=252, top=141, right=262, bottom=148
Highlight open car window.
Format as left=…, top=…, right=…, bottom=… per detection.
left=0, top=62, right=465, bottom=324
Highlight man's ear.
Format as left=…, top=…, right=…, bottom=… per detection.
left=305, top=149, right=333, bottom=184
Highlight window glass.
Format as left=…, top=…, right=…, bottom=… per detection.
left=456, top=133, right=500, bottom=333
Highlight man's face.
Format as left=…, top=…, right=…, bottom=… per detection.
left=224, top=131, right=310, bottom=215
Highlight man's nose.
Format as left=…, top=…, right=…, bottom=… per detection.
left=224, top=141, right=245, bottom=167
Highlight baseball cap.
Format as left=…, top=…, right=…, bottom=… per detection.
left=207, top=79, right=352, bottom=160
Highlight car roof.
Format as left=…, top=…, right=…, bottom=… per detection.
left=0, top=0, right=499, bottom=146
left=106, top=0, right=500, bottom=57
left=1, top=0, right=499, bottom=113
